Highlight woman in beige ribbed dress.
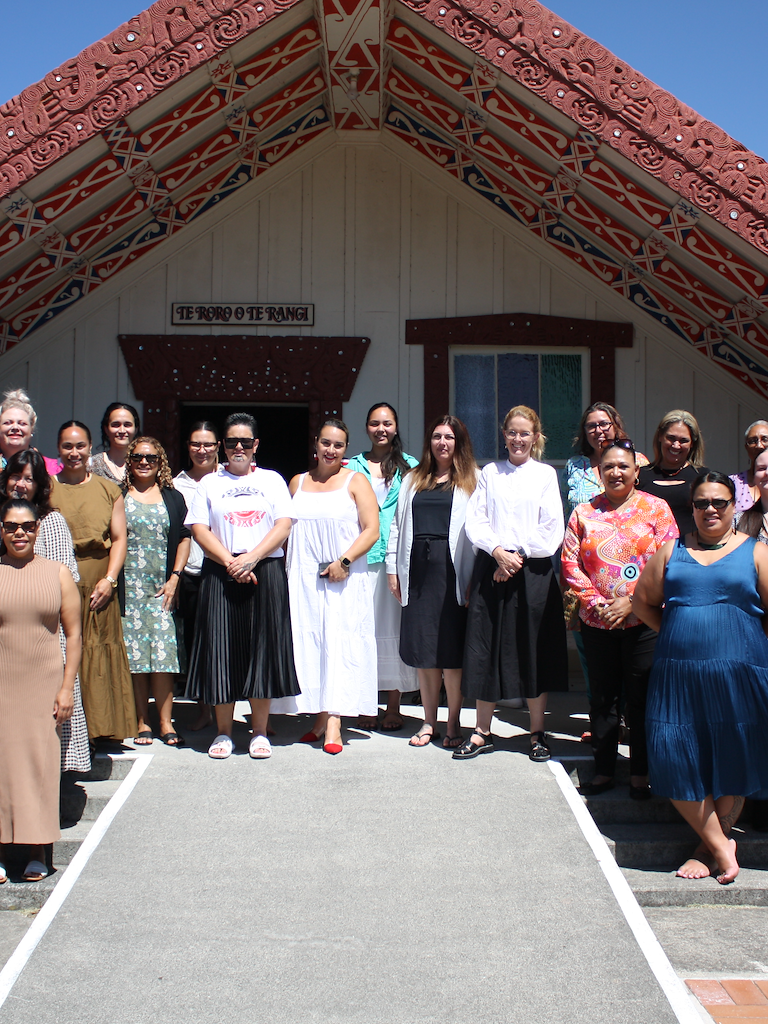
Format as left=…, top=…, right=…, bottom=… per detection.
left=52, top=421, right=136, bottom=743
left=0, top=498, right=82, bottom=883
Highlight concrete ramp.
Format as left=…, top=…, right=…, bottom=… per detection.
left=0, top=725, right=682, bottom=1023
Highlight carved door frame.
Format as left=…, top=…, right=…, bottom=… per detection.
left=405, top=313, right=633, bottom=425
left=118, top=334, right=370, bottom=470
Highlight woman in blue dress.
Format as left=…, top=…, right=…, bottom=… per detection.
left=634, top=472, right=768, bottom=885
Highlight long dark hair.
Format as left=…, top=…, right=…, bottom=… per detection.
left=408, top=415, right=477, bottom=495
left=365, top=402, right=411, bottom=484
left=0, top=450, right=54, bottom=518
left=99, top=403, right=141, bottom=450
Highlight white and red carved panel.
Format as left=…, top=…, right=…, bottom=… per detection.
left=484, top=88, right=570, bottom=161
left=158, top=128, right=241, bottom=192
left=248, top=68, right=328, bottom=134
left=35, top=156, right=124, bottom=223
left=321, top=0, right=386, bottom=130
left=237, top=22, right=322, bottom=88
left=67, top=190, right=148, bottom=254
left=386, top=68, right=462, bottom=134
left=137, top=86, right=227, bottom=154
left=561, top=194, right=642, bottom=259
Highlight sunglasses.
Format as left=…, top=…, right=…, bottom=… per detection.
left=1, top=520, right=37, bottom=534
left=129, top=453, right=160, bottom=465
left=223, top=437, right=256, bottom=450
left=602, top=438, right=635, bottom=453
left=692, top=498, right=733, bottom=511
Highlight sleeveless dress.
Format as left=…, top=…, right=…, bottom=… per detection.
left=0, top=558, right=64, bottom=844
left=274, top=472, right=378, bottom=717
left=646, top=537, right=768, bottom=801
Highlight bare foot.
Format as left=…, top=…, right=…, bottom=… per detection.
left=380, top=712, right=403, bottom=732
left=715, top=837, right=739, bottom=885
left=676, top=842, right=716, bottom=879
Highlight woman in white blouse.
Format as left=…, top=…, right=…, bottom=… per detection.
left=456, top=405, right=567, bottom=761
left=184, top=413, right=301, bottom=760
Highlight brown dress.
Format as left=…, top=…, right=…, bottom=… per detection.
left=52, top=476, right=137, bottom=741
left=0, top=557, right=64, bottom=844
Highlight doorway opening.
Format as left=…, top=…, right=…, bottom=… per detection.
left=179, top=402, right=309, bottom=483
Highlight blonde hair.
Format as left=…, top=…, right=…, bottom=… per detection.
left=124, top=437, right=174, bottom=490
left=1, top=389, right=36, bottom=431
left=652, top=410, right=705, bottom=469
left=502, top=405, right=546, bottom=461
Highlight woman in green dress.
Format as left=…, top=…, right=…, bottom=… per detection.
left=122, top=437, right=190, bottom=746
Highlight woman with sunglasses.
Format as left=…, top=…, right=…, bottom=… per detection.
left=562, top=439, right=678, bottom=798
left=173, top=421, right=219, bottom=730
left=184, top=413, right=300, bottom=760
left=638, top=410, right=708, bottom=537
left=0, top=450, right=90, bottom=773
left=458, top=406, right=567, bottom=761
left=122, top=437, right=190, bottom=746
left=634, top=473, right=768, bottom=884
left=52, top=422, right=136, bottom=744
left=0, top=498, right=82, bottom=884
left=90, top=403, right=141, bottom=485
left=730, top=420, right=768, bottom=513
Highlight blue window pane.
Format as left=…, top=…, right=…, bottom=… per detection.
left=497, top=353, right=538, bottom=458
left=540, top=354, right=582, bottom=460
left=454, top=354, right=496, bottom=460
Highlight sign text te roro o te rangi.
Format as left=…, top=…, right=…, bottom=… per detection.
left=171, top=303, right=314, bottom=326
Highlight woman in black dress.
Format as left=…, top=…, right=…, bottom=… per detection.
left=637, top=410, right=708, bottom=536
left=386, top=416, right=477, bottom=749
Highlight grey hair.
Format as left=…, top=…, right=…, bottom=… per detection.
left=1, top=389, right=36, bottom=431
left=744, top=419, right=768, bottom=437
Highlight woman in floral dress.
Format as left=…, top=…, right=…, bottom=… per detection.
left=122, top=437, right=190, bottom=746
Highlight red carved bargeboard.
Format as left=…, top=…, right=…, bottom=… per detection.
left=118, top=333, right=370, bottom=468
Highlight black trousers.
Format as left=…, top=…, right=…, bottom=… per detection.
left=580, top=621, right=657, bottom=778
left=177, top=571, right=202, bottom=677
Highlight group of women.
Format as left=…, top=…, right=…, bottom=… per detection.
left=2, top=383, right=768, bottom=889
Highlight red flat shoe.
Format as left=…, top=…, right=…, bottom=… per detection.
left=323, top=742, right=343, bottom=755
left=299, top=730, right=324, bottom=743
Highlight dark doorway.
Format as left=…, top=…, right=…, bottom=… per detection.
left=179, top=403, right=309, bottom=483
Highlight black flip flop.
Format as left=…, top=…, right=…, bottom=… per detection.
left=133, top=730, right=154, bottom=745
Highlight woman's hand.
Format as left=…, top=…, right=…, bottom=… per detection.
left=387, top=573, right=402, bottom=604
left=227, top=553, right=258, bottom=584
left=89, top=578, right=114, bottom=611
left=54, top=687, right=74, bottom=725
left=492, top=546, right=523, bottom=582
left=156, top=576, right=179, bottom=612
left=321, top=559, right=349, bottom=584
left=596, top=595, right=632, bottom=629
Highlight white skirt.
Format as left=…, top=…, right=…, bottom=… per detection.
left=370, top=562, right=418, bottom=692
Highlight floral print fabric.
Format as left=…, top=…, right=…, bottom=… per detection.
left=122, top=495, right=179, bottom=673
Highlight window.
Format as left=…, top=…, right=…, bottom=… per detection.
left=451, top=348, right=588, bottom=464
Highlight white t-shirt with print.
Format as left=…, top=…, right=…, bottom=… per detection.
left=185, top=467, right=294, bottom=557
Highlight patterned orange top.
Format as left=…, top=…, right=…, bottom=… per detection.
left=561, top=491, right=679, bottom=629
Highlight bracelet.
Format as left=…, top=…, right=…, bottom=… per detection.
left=171, top=570, right=182, bottom=578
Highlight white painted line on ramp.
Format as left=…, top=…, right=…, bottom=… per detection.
left=547, top=759, right=702, bottom=1024
left=0, top=754, right=153, bottom=1008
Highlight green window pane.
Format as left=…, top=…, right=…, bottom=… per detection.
left=454, top=354, right=496, bottom=460
left=540, top=354, right=582, bottom=460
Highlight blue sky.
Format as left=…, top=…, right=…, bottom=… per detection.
left=2, top=0, right=767, bottom=159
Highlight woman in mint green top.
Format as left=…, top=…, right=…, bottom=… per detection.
left=347, top=403, right=418, bottom=729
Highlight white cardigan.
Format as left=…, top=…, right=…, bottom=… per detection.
left=385, top=474, right=477, bottom=607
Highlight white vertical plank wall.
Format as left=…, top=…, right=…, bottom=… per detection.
left=0, top=140, right=763, bottom=474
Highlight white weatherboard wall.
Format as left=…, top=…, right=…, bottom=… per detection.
left=0, top=136, right=764, bottom=472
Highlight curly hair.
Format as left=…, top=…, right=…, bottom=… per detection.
left=1, top=389, right=37, bottom=431
left=123, top=437, right=174, bottom=490
left=0, top=450, right=54, bottom=518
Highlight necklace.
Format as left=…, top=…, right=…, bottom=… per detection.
left=694, top=529, right=731, bottom=551
left=658, top=462, right=688, bottom=478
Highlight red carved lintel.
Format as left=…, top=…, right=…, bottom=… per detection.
left=405, top=312, right=632, bottom=425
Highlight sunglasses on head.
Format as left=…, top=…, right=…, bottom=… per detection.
left=602, top=438, right=635, bottom=453
left=692, top=498, right=733, bottom=511
left=129, top=453, right=159, bottom=465
left=223, top=437, right=256, bottom=450
left=1, top=520, right=37, bottom=534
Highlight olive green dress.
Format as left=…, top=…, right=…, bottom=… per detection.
left=52, top=476, right=137, bottom=741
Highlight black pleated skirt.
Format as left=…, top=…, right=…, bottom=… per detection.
left=185, top=558, right=301, bottom=704
left=462, top=550, right=568, bottom=702
left=399, top=537, right=467, bottom=669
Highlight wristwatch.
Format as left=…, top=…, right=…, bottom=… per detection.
left=340, top=556, right=351, bottom=572
left=105, top=575, right=118, bottom=589
left=171, top=570, right=183, bottom=578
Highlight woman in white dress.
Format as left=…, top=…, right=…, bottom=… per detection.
left=282, top=418, right=380, bottom=754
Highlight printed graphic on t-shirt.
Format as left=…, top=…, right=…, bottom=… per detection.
left=224, top=510, right=266, bottom=528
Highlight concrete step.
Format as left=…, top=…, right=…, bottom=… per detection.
left=601, top=822, right=768, bottom=870
left=63, top=752, right=136, bottom=783
left=558, top=756, right=634, bottom=786
left=0, top=822, right=93, bottom=911
left=582, top=788, right=681, bottom=825
left=59, top=778, right=123, bottom=823
left=623, top=866, right=768, bottom=906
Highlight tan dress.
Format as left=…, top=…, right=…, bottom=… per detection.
left=52, top=476, right=137, bottom=741
left=0, top=557, right=64, bottom=844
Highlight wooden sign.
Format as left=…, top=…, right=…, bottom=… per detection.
left=171, top=303, right=314, bottom=326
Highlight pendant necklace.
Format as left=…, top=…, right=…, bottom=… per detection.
left=694, top=529, right=730, bottom=551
